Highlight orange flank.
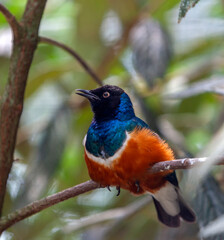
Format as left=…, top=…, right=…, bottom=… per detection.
left=84, top=127, right=175, bottom=195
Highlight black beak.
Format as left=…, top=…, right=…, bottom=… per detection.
left=76, top=89, right=100, bottom=101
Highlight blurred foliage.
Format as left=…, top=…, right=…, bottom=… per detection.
left=178, top=0, right=200, bottom=22
left=194, top=175, right=224, bottom=240
left=0, top=0, right=224, bottom=239
left=130, top=19, right=172, bottom=87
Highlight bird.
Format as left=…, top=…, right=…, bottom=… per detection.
left=76, top=85, right=196, bottom=227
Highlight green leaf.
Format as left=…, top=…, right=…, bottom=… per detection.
left=178, top=0, right=200, bottom=23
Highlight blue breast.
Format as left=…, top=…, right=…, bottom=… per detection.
left=85, top=93, right=149, bottom=158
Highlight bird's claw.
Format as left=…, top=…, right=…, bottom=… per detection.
left=116, top=186, right=120, bottom=196
left=105, top=185, right=120, bottom=196
left=135, top=181, right=140, bottom=192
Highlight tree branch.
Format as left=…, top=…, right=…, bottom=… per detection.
left=0, top=0, right=47, bottom=216
left=38, top=36, right=103, bottom=86
left=149, top=157, right=224, bottom=174
left=0, top=156, right=223, bottom=233
left=0, top=180, right=100, bottom=234
left=0, top=4, right=21, bottom=40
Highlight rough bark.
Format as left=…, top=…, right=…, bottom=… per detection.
left=0, top=0, right=47, bottom=216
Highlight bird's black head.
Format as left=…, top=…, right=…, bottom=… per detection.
left=76, top=85, right=134, bottom=121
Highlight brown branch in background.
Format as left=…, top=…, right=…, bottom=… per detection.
left=0, top=180, right=100, bottom=234
left=0, top=4, right=21, bottom=40
left=0, top=0, right=47, bottom=217
left=0, top=157, right=223, bottom=233
left=39, top=36, right=103, bottom=86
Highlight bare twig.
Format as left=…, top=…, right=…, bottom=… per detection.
left=0, top=0, right=47, bottom=216
left=0, top=180, right=100, bottom=234
left=149, top=157, right=205, bottom=173
left=149, top=157, right=224, bottom=174
left=39, top=36, right=103, bottom=86
left=0, top=156, right=223, bottom=233
left=0, top=4, right=21, bottom=40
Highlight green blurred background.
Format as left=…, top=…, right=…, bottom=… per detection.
left=0, top=0, right=224, bottom=239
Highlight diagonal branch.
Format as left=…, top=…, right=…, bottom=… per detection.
left=0, top=4, right=21, bottom=40
left=0, top=156, right=223, bottom=233
left=39, top=36, right=103, bottom=86
left=0, top=180, right=100, bottom=234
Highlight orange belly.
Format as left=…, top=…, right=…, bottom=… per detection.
left=84, top=128, right=174, bottom=194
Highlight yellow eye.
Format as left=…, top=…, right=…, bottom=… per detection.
left=103, top=92, right=110, bottom=98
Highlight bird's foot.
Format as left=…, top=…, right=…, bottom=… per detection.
left=116, top=186, right=121, bottom=196
left=135, top=181, right=140, bottom=193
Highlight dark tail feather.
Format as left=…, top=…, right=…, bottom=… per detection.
left=152, top=191, right=196, bottom=227
left=178, top=192, right=196, bottom=222
left=153, top=197, right=180, bottom=227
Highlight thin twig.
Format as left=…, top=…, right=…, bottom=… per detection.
left=39, top=36, right=103, bottom=86
left=149, top=157, right=224, bottom=174
left=0, top=4, right=21, bottom=37
left=0, top=3, right=21, bottom=40
left=0, top=180, right=100, bottom=233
